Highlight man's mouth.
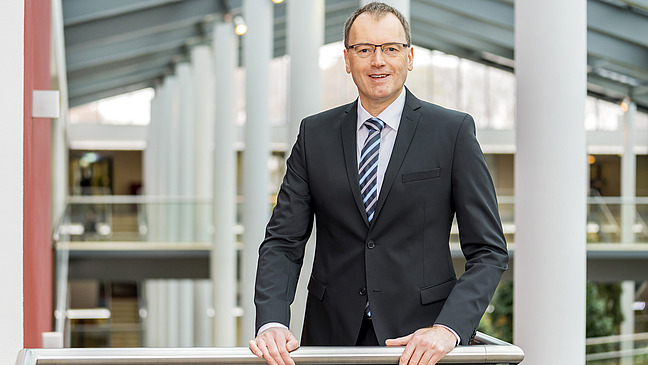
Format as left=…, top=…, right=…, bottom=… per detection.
left=370, top=74, right=388, bottom=79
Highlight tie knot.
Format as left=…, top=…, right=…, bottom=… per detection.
left=365, top=118, right=385, bottom=132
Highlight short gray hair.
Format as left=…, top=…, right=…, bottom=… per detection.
left=343, top=2, right=411, bottom=48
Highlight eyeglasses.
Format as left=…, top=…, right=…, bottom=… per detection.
left=347, top=42, right=410, bottom=58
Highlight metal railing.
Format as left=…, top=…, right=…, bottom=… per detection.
left=15, top=332, right=524, bottom=364
left=586, top=332, right=648, bottom=362
left=55, top=195, right=648, bottom=246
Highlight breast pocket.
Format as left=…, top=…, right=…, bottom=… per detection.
left=402, top=168, right=441, bottom=183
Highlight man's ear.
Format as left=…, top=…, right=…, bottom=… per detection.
left=407, top=46, right=414, bottom=71
left=344, top=48, right=351, bottom=74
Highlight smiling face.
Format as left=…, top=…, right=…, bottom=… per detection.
left=344, top=12, right=413, bottom=116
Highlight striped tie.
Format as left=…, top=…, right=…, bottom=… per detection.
left=359, top=118, right=384, bottom=223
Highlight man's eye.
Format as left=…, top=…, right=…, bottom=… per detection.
left=386, top=47, right=397, bottom=52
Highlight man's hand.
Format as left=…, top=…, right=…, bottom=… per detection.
left=385, top=326, right=456, bottom=365
left=249, top=327, right=300, bottom=365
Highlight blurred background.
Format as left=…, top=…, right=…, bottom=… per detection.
left=5, top=0, right=648, bottom=364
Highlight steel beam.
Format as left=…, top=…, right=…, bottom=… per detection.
left=68, top=67, right=166, bottom=99
left=64, top=0, right=221, bottom=48
left=589, top=0, right=648, bottom=48
left=63, top=0, right=181, bottom=26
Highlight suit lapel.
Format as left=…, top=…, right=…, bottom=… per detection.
left=373, top=90, right=422, bottom=224
left=340, top=100, right=370, bottom=226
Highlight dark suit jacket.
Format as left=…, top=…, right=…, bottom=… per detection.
left=254, top=89, right=508, bottom=346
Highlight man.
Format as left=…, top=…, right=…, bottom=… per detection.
left=249, top=3, right=508, bottom=365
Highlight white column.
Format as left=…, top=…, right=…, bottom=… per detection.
left=213, top=20, right=238, bottom=346
left=286, top=0, right=323, bottom=340
left=620, top=281, right=635, bottom=365
left=189, top=46, right=214, bottom=349
left=361, top=0, right=409, bottom=20
left=0, top=0, right=24, bottom=360
left=178, top=280, right=194, bottom=347
left=177, top=62, right=195, bottom=243
left=192, top=45, right=216, bottom=242
left=143, top=87, right=161, bottom=346
left=167, top=76, right=181, bottom=241
left=191, top=47, right=216, bottom=348
left=145, top=90, right=160, bottom=241
left=194, top=279, right=214, bottom=346
left=620, top=100, right=637, bottom=365
left=156, top=280, right=168, bottom=347
left=147, top=87, right=160, bottom=241
left=242, top=0, right=272, bottom=344
left=288, top=0, right=323, bottom=141
left=51, top=0, right=69, bottom=228
left=166, top=280, right=180, bottom=347
left=161, top=76, right=181, bottom=348
left=621, top=100, right=637, bottom=244
left=143, top=280, right=158, bottom=347
left=514, top=1, right=587, bottom=364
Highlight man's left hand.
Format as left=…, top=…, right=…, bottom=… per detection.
left=385, top=325, right=456, bottom=365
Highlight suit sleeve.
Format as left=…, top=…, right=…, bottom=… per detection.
left=434, top=114, right=509, bottom=344
left=254, top=120, right=314, bottom=333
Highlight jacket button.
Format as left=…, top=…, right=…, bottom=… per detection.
left=367, top=240, right=375, bottom=249
left=359, top=288, right=367, bottom=296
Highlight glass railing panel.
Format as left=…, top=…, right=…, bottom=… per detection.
left=58, top=196, right=215, bottom=248
left=586, top=197, right=648, bottom=244
left=587, top=200, right=621, bottom=244
left=447, top=196, right=648, bottom=245
left=58, top=195, right=648, bottom=247
left=586, top=332, right=648, bottom=364
left=636, top=202, right=648, bottom=243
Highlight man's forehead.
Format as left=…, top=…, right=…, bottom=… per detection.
left=348, top=13, right=406, bottom=41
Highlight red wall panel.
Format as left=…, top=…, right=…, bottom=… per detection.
left=23, top=0, right=53, bottom=348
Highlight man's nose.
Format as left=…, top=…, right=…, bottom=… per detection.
left=370, top=48, right=386, bottom=66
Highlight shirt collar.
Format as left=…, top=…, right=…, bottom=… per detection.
left=356, top=87, right=406, bottom=132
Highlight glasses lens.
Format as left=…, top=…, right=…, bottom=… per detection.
left=381, top=43, right=405, bottom=56
left=353, top=44, right=374, bottom=57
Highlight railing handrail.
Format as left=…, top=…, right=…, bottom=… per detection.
left=16, top=343, right=524, bottom=365
left=585, top=331, right=648, bottom=345
left=65, top=195, right=214, bottom=204
left=62, top=194, right=648, bottom=205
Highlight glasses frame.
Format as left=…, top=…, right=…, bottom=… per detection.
left=347, top=42, right=410, bottom=58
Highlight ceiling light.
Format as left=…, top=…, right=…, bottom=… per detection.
left=234, top=16, right=247, bottom=36
left=620, top=97, right=630, bottom=113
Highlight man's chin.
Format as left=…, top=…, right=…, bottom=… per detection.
left=366, top=90, right=398, bottom=104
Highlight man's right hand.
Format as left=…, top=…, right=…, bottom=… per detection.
left=249, top=327, right=300, bottom=365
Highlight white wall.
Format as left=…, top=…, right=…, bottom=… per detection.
left=0, top=0, right=25, bottom=361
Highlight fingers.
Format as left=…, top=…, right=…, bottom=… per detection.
left=417, top=350, right=435, bottom=365
left=286, top=333, right=300, bottom=352
left=249, top=339, right=263, bottom=357
left=399, top=340, right=417, bottom=365
left=385, top=333, right=412, bottom=346
left=387, top=327, right=456, bottom=365
left=265, top=335, right=292, bottom=365
left=248, top=328, right=298, bottom=365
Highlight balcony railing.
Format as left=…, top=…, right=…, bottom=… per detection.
left=15, top=332, right=524, bottom=365
left=56, top=195, right=648, bottom=247
left=50, top=195, right=644, bottom=359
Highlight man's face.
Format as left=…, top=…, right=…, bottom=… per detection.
left=344, top=12, right=413, bottom=114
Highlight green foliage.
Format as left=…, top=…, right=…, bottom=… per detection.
left=477, top=282, right=624, bottom=349
left=478, top=283, right=513, bottom=343
left=586, top=282, right=624, bottom=354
